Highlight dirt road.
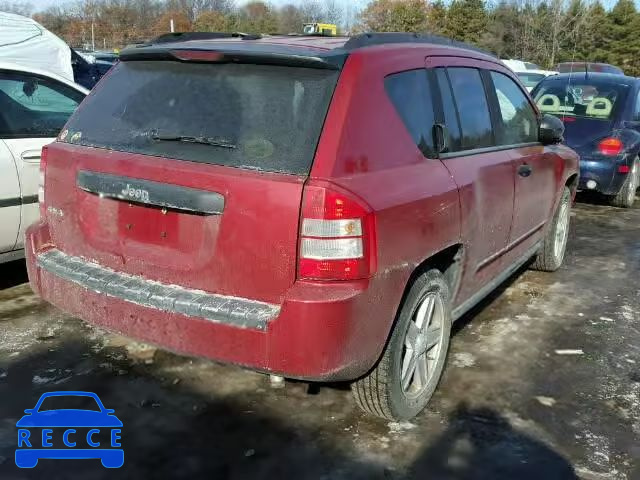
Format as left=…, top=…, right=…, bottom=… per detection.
left=0, top=199, right=638, bottom=479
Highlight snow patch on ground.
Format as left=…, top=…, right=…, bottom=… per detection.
left=452, top=352, right=476, bottom=368
left=388, top=421, right=417, bottom=433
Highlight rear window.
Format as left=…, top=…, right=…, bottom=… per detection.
left=62, top=60, right=339, bottom=175
left=555, top=63, right=624, bottom=75
left=533, top=78, right=629, bottom=120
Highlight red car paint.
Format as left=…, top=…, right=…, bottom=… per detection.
left=26, top=36, right=579, bottom=381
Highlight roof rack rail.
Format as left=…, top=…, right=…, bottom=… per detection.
left=151, top=31, right=262, bottom=44
left=343, top=33, right=496, bottom=58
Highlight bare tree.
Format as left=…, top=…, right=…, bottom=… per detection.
left=300, top=0, right=324, bottom=23
left=0, top=0, right=33, bottom=15
left=323, top=0, right=343, bottom=25
left=279, top=4, right=304, bottom=34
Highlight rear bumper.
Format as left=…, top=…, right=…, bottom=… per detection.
left=26, top=223, right=402, bottom=382
left=578, top=155, right=629, bottom=195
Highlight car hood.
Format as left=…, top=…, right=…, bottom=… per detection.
left=17, top=410, right=123, bottom=427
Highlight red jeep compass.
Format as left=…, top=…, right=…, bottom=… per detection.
left=26, top=33, right=579, bottom=420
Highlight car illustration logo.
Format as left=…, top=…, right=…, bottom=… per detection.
left=15, top=391, right=123, bottom=468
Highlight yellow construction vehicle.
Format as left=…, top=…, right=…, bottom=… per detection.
left=302, top=23, right=337, bottom=36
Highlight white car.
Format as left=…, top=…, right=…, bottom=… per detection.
left=0, top=62, right=87, bottom=263
left=515, top=70, right=559, bottom=92
left=501, top=59, right=558, bottom=92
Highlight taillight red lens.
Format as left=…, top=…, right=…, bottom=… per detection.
left=598, top=137, right=623, bottom=156
left=169, top=50, right=224, bottom=62
left=38, top=145, right=48, bottom=218
left=298, top=181, right=376, bottom=281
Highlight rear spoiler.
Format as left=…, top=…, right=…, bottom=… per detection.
left=119, top=46, right=345, bottom=70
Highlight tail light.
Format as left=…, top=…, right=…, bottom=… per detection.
left=618, top=165, right=630, bottom=173
left=598, top=137, right=623, bottom=156
left=298, top=181, right=376, bottom=281
left=38, top=145, right=48, bottom=218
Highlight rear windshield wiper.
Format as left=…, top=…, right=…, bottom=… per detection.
left=151, top=132, right=237, bottom=149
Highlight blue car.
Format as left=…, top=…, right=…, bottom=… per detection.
left=71, top=49, right=113, bottom=89
left=532, top=72, right=640, bottom=207
left=15, top=391, right=123, bottom=468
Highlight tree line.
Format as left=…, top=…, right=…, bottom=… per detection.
left=2, top=0, right=640, bottom=76
left=362, top=0, right=640, bottom=75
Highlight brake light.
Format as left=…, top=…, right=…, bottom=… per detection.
left=170, top=50, right=224, bottom=62
left=298, top=181, right=376, bottom=281
left=618, top=165, right=630, bottom=173
left=598, top=137, right=623, bottom=156
left=38, top=146, right=48, bottom=217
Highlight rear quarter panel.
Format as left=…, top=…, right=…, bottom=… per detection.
left=310, top=47, right=462, bottom=348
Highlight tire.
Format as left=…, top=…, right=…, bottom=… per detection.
left=611, top=159, right=638, bottom=208
left=351, top=269, right=452, bottom=420
left=532, top=186, right=571, bottom=272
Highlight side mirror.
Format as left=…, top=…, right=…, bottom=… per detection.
left=24, top=409, right=34, bottom=414
left=539, top=114, right=564, bottom=145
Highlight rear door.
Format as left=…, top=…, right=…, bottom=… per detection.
left=427, top=58, right=515, bottom=302
left=487, top=70, right=557, bottom=252
left=0, top=140, right=20, bottom=252
left=42, top=59, right=339, bottom=303
left=0, top=69, right=85, bottom=248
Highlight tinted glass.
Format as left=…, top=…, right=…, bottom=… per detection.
left=447, top=68, right=494, bottom=149
left=62, top=61, right=339, bottom=175
left=491, top=72, right=538, bottom=145
left=0, top=72, right=84, bottom=138
left=533, top=77, right=629, bottom=120
left=385, top=69, right=435, bottom=157
left=555, top=63, right=624, bottom=75
left=435, top=68, right=462, bottom=152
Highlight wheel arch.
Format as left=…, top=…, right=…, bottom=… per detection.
left=382, top=244, right=464, bottom=354
left=565, top=173, right=579, bottom=196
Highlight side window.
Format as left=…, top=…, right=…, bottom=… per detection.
left=435, top=68, right=462, bottom=152
left=0, top=72, right=84, bottom=139
left=447, top=67, right=494, bottom=150
left=490, top=71, right=539, bottom=145
left=385, top=69, right=435, bottom=158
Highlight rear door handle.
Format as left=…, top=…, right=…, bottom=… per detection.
left=518, top=164, right=533, bottom=177
left=21, top=150, right=42, bottom=163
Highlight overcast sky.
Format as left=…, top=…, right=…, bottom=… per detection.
left=33, top=0, right=368, bottom=12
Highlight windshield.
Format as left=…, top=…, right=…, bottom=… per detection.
left=517, top=73, right=545, bottom=90
left=62, top=60, right=339, bottom=175
left=37, top=395, right=101, bottom=412
left=533, top=78, right=629, bottom=120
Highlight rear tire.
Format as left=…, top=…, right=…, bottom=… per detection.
left=531, top=186, right=571, bottom=272
left=611, top=159, right=638, bottom=208
left=351, top=269, right=452, bottom=420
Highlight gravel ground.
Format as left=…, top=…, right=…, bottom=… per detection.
left=0, top=198, right=638, bottom=479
